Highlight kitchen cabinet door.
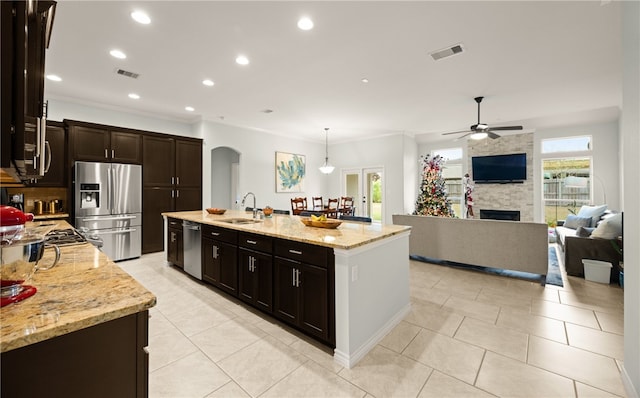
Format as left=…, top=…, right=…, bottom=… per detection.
left=202, top=238, right=238, bottom=296
left=142, top=187, right=173, bottom=254
left=273, top=257, right=299, bottom=324
left=175, top=139, right=202, bottom=188
left=167, top=218, right=183, bottom=268
left=239, top=248, right=273, bottom=313
left=71, top=125, right=110, bottom=162
left=111, top=131, right=142, bottom=164
left=175, top=187, right=201, bottom=211
left=142, top=135, right=174, bottom=187
left=31, top=121, right=66, bottom=186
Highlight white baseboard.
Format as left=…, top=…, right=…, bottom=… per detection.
left=622, top=365, right=639, bottom=398
left=334, top=303, right=411, bottom=369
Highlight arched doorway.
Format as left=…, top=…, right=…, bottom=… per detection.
left=211, top=147, right=240, bottom=209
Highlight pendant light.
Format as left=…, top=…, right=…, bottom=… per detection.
left=319, top=127, right=335, bottom=174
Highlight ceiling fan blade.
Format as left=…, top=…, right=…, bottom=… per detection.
left=487, top=131, right=501, bottom=139
left=487, top=125, right=523, bottom=131
left=442, top=130, right=471, bottom=136
left=454, top=132, right=473, bottom=141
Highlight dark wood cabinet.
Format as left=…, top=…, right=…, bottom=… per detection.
left=238, top=233, right=274, bottom=313
left=29, top=120, right=66, bottom=186
left=167, top=218, right=183, bottom=268
left=142, top=134, right=202, bottom=254
left=273, top=240, right=331, bottom=342
left=202, top=225, right=238, bottom=295
left=69, top=123, right=142, bottom=164
left=1, top=311, right=149, bottom=398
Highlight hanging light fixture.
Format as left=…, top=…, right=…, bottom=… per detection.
left=319, top=127, right=335, bottom=174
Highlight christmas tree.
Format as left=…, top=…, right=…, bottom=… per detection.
left=414, top=154, right=455, bottom=217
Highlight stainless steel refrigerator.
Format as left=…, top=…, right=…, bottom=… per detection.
left=74, top=161, right=142, bottom=261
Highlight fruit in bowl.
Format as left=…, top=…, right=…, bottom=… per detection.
left=263, top=206, right=274, bottom=216
left=206, top=208, right=226, bottom=215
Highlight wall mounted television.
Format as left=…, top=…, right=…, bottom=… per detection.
left=471, top=153, right=527, bottom=183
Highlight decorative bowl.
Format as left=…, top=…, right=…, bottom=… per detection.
left=206, top=208, right=226, bottom=215
left=300, top=218, right=342, bottom=229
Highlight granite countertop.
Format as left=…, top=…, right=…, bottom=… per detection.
left=33, top=213, right=70, bottom=220
left=162, top=210, right=411, bottom=250
left=0, top=221, right=156, bottom=353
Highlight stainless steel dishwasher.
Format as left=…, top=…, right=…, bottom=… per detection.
left=182, top=221, right=202, bottom=279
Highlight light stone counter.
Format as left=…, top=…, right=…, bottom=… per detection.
left=162, top=210, right=410, bottom=249
left=0, top=220, right=157, bottom=352
left=163, top=209, right=412, bottom=368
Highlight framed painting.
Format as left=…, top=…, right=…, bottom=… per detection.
left=275, top=151, right=305, bottom=192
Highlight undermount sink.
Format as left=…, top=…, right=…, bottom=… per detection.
left=218, top=218, right=262, bottom=224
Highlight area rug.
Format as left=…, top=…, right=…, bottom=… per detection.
left=411, top=246, right=564, bottom=287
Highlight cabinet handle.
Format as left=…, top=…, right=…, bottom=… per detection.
left=171, top=190, right=174, bottom=198
left=176, top=177, right=180, bottom=185
left=170, top=231, right=176, bottom=242
left=292, top=268, right=296, bottom=286
left=176, top=190, right=180, bottom=198
left=35, top=118, right=41, bottom=157
left=112, top=149, right=115, bottom=158
left=43, top=141, right=52, bottom=173
left=213, top=245, right=219, bottom=259
left=246, top=240, right=257, bottom=245
left=210, top=232, right=220, bottom=236
left=105, top=148, right=108, bottom=158
left=296, top=269, right=300, bottom=287
left=171, top=177, right=174, bottom=185
left=288, top=249, right=303, bottom=255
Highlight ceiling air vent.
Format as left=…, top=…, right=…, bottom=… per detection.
left=429, top=43, right=464, bottom=61
left=115, top=68, right=140, bottom=79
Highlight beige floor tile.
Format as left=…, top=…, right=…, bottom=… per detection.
left=339, top=345, right=432, bottom=398
left=166, top=302, right=236, bottom=337
left=528, top=335, right=625, bottom=396
left=442, top=295, right=500, bottom=324
left=410, top=285, right=452, bottom=306
left=190, top=318, right=267, bottom=362
left=418, top=370, right=495, bottom=398
left=404, top=300, right=465, bottom=337
left=596, top=311, right=624, bottom=335
left=455, top=317, right=529, bottom=362
left=254, top=318, right=301, bottom=346
left=476, top=289, right=532, bottom=313
left=559, top=290, right=624, bottom=315
left=476, top=351, right=574, bottom=397
left=403, top=328, right=485, bottom=384
left=205, top=381, right=251, bottom=398
left=566, top=323, right=624, bottom=360
left=432, top=277, right=482, bottom=300
left=497, top=306, right=568, bottom=344
left=531, top=299, right=600, bottom=329
left=289, top=337, right=343, bottom=374
left=263, top=360, right=366, bottom=398
left=149, top=351, right=230, bottom=398
left=379, top=321, right=422, bottom=353
left=575, top=382, right=623, bottom=397
left=217, top=336, right=308, bottom=397
left=148, top=323, right=199, bottom=372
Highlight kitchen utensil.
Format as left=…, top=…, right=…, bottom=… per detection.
left=0, top=205, right=34, bottom=242
left=33, top=200, right=44, bottom=215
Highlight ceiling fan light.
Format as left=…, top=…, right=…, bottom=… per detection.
left=470, top=132, right=488, bottom=140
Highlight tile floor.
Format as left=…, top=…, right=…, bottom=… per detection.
left=118, top=245, right=625, bottom=398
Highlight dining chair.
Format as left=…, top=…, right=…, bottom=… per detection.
left=339, top=196, right=355, bottom=216
left=312, top=196, right=324, bottom=211
left=290, top=197, right=307, bottom=215
left=326, top=198, right=339, bottom=218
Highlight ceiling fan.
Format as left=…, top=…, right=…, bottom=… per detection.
left=442, top=96, right=523, bottom=140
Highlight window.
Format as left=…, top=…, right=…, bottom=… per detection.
left=541, top=136, right=592, bottom=226
left=432, top=148, right=463, bottom=217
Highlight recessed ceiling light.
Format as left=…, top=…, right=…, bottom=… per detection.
left=131, top=11, right=151, bottom=24
left=128, top=93, right=140, bottom=99
left=110, top=49, right=126, bottom=59
left=297, top=17, right=314, bottom=30
left=202, top=79, right=214, bottom=87
left=46, top=74, right=62, bottom=82
left=235, top=55, right=249, bottom=65
left=185, top=106, right=195, bottom=112
left=361, top=78, right=369, bottom=83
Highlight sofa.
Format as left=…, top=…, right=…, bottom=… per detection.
left=393, top=214, right=549, bottom=282
left=555, top=206, right=623, bottom=283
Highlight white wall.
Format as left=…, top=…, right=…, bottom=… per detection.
left=621, top=1, right=640, bottom=396
left=402, top=134, right=419, bottom=214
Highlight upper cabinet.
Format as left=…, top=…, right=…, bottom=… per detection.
left=68, top=121, right=142, bottom=164
left=1, top=1, right=57, bottom=181
left=29, top=120, right=66, bottom=187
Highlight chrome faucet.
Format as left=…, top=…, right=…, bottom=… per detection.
left=241, top=192, right=257, bottom=218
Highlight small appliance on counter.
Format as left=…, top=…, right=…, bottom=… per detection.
left=8, top=193, right=24, bottom=212
left=0, top=206, right=60, bottom=307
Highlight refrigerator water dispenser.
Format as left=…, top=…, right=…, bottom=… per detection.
left=80, top=184, right=100, bottom=209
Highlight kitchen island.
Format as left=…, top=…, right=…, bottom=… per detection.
left=1, top=220, right=156, bottom=398
left=163, top=210, right=411, bottom=368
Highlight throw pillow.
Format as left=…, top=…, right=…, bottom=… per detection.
left=591, top=213, right=623, bottom=239
left=577, top=204, right=608, bottom=227
left=576, top=226, right=595, bottom=237
left=564, top=214, right=592, bottom=229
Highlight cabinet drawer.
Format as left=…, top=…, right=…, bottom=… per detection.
left=202, top=225, right=238, bottom=244
left=167, top=218, right=182, bottom=229
left=275, top=239, right=328, bottom=268
left=239, top=232, right=273, bottom=253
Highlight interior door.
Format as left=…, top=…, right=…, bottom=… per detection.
left=341, top=169, right=361, bottom=215
left=342, top=167, right=384, bottom=223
